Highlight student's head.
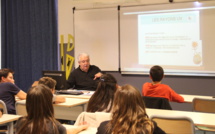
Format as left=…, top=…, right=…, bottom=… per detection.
left=113, top=84, right=146, bottom=115
left=38, top=77, right=56, bottom=93
left=26, top=84, right=54, bottom=119
left=78, top=53, right=90, bottom=72
left=109, top=84, right=153, bottom=134
left=150, top=65, right=164, bottom=82
left=87, top=74, right=118, bottom=112
left=17, top=84, right=58, bottom=134
left=0, top=68, right=15, bottom=84
left=98, top=73, right=118, bottom=92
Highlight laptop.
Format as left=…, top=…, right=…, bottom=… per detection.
left=56, top=90, right=84, bottom=95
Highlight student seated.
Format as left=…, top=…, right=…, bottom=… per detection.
left=0, top=68, right=26, bottom=114
left=38, top=77, right=66, bottom=104
left=15, top=84, right=88, bottom=134
left=97, top=84, right=166, bottom=134
left=142, top=65, right=184, bottom=103
left=87, top=74, right=118, bottom=112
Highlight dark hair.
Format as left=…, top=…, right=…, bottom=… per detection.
left=16, top=84, right=59, bottom=134
left=38, top=77, right=56, bottom=89
left=87, top=74, right=117, bottom=112
left=150, top=65, right=164, bottom=82
left=0, top=68, right=14, bottom=81
left=107, top=84, right=154, bottom=134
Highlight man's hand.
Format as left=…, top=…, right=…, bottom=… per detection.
left=93, top=72, right=102, bottom=80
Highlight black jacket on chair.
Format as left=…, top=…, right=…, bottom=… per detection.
left=142, top=96, right=172, bottom=110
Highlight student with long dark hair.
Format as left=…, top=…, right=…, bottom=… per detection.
left=15, top=84, right=88, bottom=134
left=87, top=74, right=118, bottom=112
left=97, top=84, right=166, bottom=134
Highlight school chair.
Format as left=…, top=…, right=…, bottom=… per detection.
left=192, top=97, right=215, bottom=133
left=151, top=115, right=195, bottom=134
left=0, top=100, right=8, bottom=133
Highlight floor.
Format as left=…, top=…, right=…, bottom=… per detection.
left=196, top=130, right=215, bottom=134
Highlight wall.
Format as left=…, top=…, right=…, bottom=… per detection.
left=58, top=0, right=215, bottom=111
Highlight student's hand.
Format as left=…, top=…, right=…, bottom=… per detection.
left=78, top=121, right=89, bottom=126
left=93, top=72, right=102, bottom=80
left=54, top=96, right=66, bottom=104
left=67, top=122, right=89, bottom=134
left=0, top=110, right=3, bottom=118
left=31, top=81, right=39, bottom=87
left=77, top=123, right=89, bottom=131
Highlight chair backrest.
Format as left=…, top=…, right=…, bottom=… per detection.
left=142, top=96, right=172, bottom=110
left=0, top=100, right=7, bottom=114
left=15, top=101, right=27, bottom=116
left=192, top=97, right=215, bottom=113
left=151, top=115, right=195, bottom=134
left=0, top=100, right=8, bottom=132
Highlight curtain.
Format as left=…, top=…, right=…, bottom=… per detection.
left=1, top=0, right=58, bottom=92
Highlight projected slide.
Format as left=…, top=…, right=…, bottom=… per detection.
left=120, top=1, right=215, bottom=76
left=138, top=11, right=202, bottom=67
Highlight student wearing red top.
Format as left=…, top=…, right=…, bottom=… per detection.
left=142, top=65, right=184, bottom=103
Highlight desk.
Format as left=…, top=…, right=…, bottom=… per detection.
left=54, top=98, right=89, bottom=120
left=146, top=108, right=215, bottom=128
left=63, top=124, right=97, bottom=134
left=180, top=94, right=214, bottom=103
left=16, top=98, right=89, bottom=121
left=0, top=114, right=21, bottom=134
left=54, top=98, right=89, bottom=108
left=57, top=94, right=91, bottom=99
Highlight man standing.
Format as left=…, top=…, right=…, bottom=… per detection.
left=67, top=53, right=102, bottom=91
left=0, top=68, right=26, bottom=114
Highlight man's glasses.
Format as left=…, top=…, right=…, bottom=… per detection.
left=79, top=60, right=90, bottom=63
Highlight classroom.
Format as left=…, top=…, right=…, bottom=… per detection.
left=1, top=0, right=215, bottom=133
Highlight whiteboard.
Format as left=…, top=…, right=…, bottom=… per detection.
left=74, top=8, right=119, bottom=71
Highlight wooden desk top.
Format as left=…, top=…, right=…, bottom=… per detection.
left=63, top=124, right=97, bottom=134
left=57, top=94, right=91, bottom=99
left=146, top=108, right=215, bottom=128
left=180, top=94, right=214, bottom=103
left=0, top=114, right=21, bottom=125
left=17, top=98, right=89, bottom=108
left=54, top=98, right=89, bottom=107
